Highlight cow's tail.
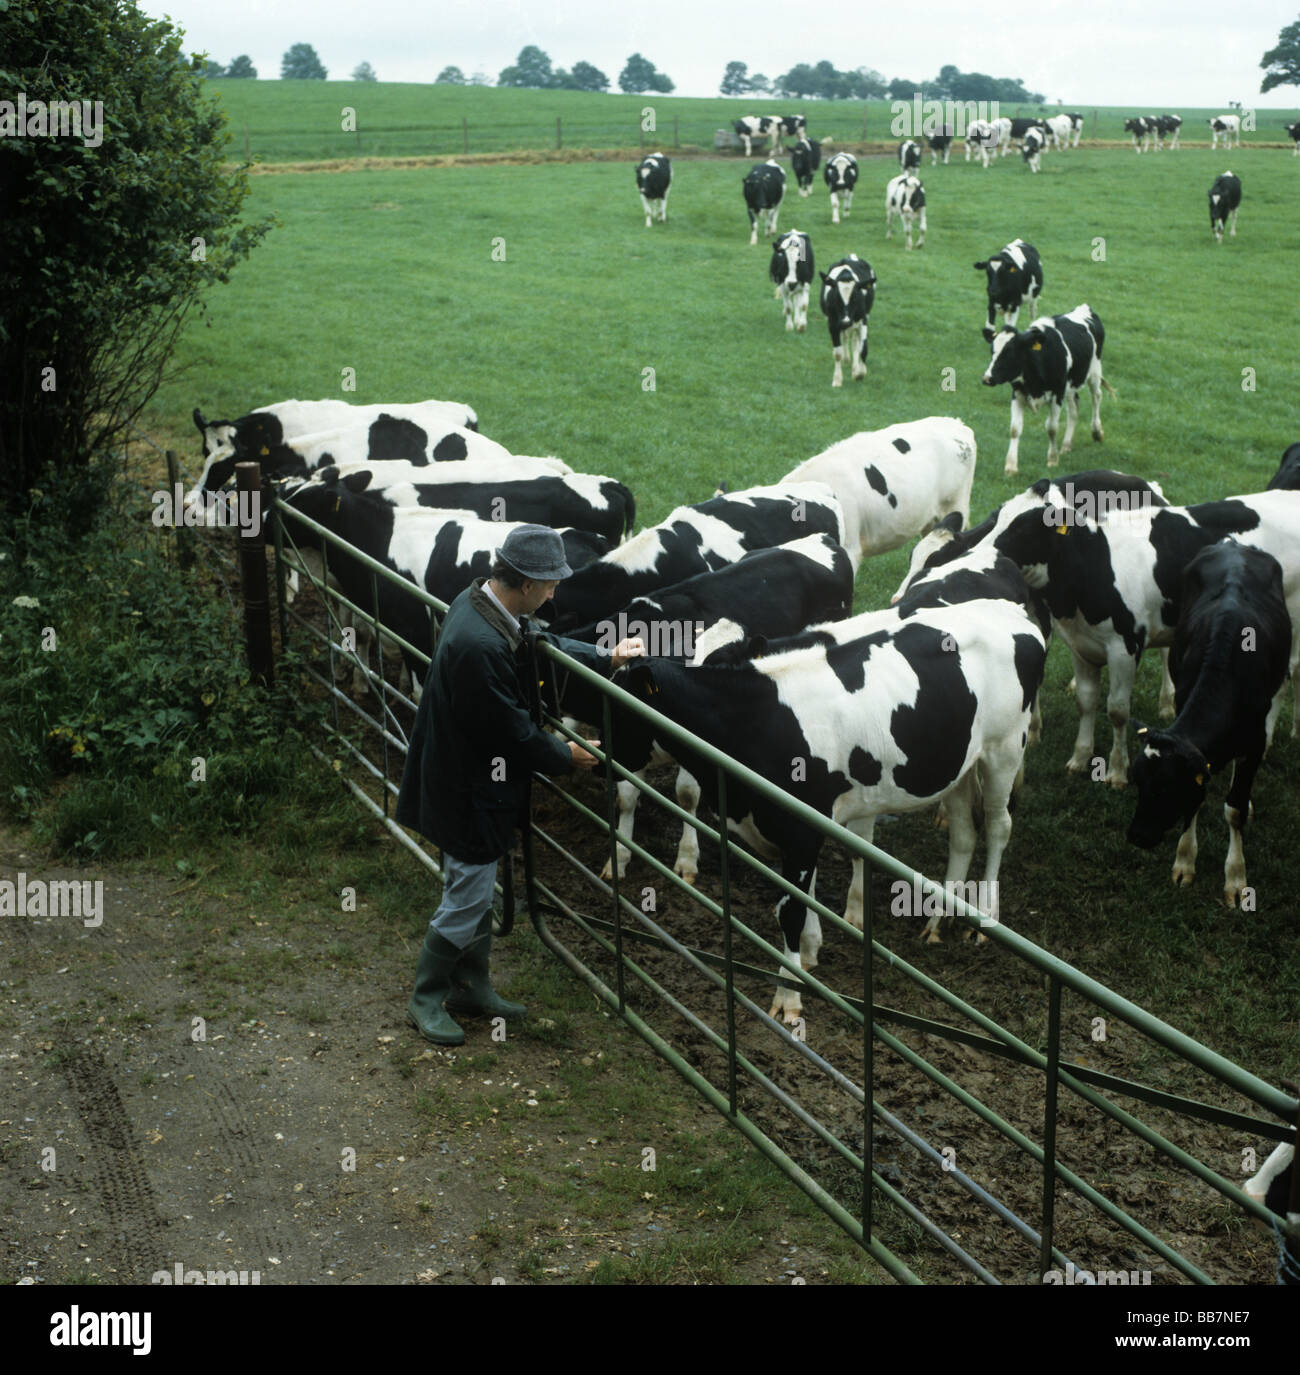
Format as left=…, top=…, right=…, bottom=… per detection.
left=615, top=480, right=636, bottom=540
left=1101, top=377, right=1119, bottom=400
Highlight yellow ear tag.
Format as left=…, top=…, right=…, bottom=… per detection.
left=1031, top=341, right=1043, bottom=351
left=1195, top=774, right=1204, bottom=786
left=333, top=494, right=341, bottom=514
left=260, top=445, right=270, bottom=456
left=1056, top=525, right=1068, bottom=535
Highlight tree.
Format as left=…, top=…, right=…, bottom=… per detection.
left=619, top=53, right=673, bottom=93
left=721, top=60, right=750, bottom=96
left=226, top=55, right=257, bottom=79
left=0, top=0, right=271, bottom=516
left=352, top=61, right=377, bottom=82
left=570, top=61, right=609, bottom=92
left=498, top=45, right=554, bottom=88
left=435, top=65, right=466, bottom=84
left=776, top=63, right=818, bottom=98
left=1261, top=17, right=1300, bottom=91
left=468, top=70, right=491, bottom=86
left=202, top=58, right=225, bottom=78
left=849, top=67, right=887, bottom=99
left=888, top=77, right=921, bottom=100
left=749, top=72, right=771, bottom=95
left=281, top=43, right=327, bottom=79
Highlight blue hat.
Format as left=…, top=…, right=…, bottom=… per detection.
left=496, top=524, right=572, bottom=580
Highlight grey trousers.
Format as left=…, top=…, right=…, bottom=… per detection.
left=431, top=853, right=499, bottom=949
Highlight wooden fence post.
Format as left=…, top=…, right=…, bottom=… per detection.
left=165, top=450, right=193, bottom=572
left=236, top=462, right=275, bottom=688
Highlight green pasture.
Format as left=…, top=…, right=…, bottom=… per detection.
left=148, top=141, right=1300, bottom=1078
left=204, top=79, right=1300, bottom=162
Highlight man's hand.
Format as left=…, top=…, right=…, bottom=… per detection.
left=610, top=637, right=645, bottom=670
left=570, top=738, right=601, bottom=769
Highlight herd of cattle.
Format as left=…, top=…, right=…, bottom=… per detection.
left=189, top=401, right=1300, bottom=1038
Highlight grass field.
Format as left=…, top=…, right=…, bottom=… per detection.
left=203, top=79, right=1300, bottom=162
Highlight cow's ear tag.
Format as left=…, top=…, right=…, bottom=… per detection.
left=260, top=445, right=270, bottom=456
left=1031, top=341, right=1042, bottom=351
left=1055, top=525, right=1068, bottom=536
left=1195, top=773, right=1204, bottom=786
left=333, top=494, right=341, bottom=514
left=1137, top=726, right=1148, bottom=738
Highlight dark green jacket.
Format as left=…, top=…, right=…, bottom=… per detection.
left=395, top=580, right=610, bottom=863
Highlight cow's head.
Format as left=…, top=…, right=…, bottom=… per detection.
left=820, top=265, right=871, bottom=329
left=891, top=512, right=964, bottom=604
left=982, top=326, right=1025, bottom=385
left=1127, top=727, right=1210, bottom=848
left=606, top=660, right=670, bottom=772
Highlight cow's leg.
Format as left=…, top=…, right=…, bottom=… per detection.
left=1158, top=648, right=1176, bottom=720
left=843, top=189, right=852, bottom=217
left=1088, top=366, right=1105, bottom=443
left=672, top=768, right=702, bottom=884
left=641, top=193, right=653, bottom=229
left=830, top=190, right=840, bottom=224
left=852, top=321, right=869, bottom=380
left=1004, top=393, right=1025, bottom=476
left=831, top=334, right=845, bottom=388
left=1104, top=648, right=1138, bottom=787
left=1223, top=753, right=1262, bottom=906
left=927, top=771, right=978, bottom=942
left=769, top=854, right=821, bottom=1025
left=1230, top=208, right=1237, bottom=237
left=782, top=286, right=795, bottom=332
left=600, top=776, right=641, bottom=881
left=885, top=202, right=894, bottom=239
left=749, top=211, right=758, bottom=247
left=1067, top=651, right=1102, bottom=774
left=1172, top=808, right=1200, bottom=887
left=1059, top=388, right=1080, bottom=458
left=915, top=208, right=925, bottom=249
left=838, top=812, right=877, bottom=932
left=1044, top=395, right=1065, bottom=467
left=795, top=284, right=808, bottom=332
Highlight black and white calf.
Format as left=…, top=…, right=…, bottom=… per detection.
left=608, top=589, right=1046, bottom=1022
left=974, top=238, right=1043, bottom=339
left=770, top=230, right=814, bottom=332
left=1128, top=541, right=1290, bottom=906
left=823, top=151, right=857, bottom=223
left=1209, top=171, right=1242, bottom=243
left=1287, top=120, right=1300, bottom=153
left=540, top=481, right=846, bottom=632
left=898, top=139, right=921, bottom=173
left=818, top=255, right=876, bottom=388
left=884, top=173, right=926, bottom=249
left=1156, top=114, right=1182, bottom=148
left=1044, top=114, right=1074, bottom=150
left=790, top=137, right=821, bottom=196
left=1267, top=442, right=1300, bottom=491
left=1021, top=126, right=1045, bottom=173
left=779, top=114, right=807, bottom=146
left=928, top=127, right=954, bottom=163
left=743, top=160, right=786, bottom=244
left=784, top=417, right=976, bottom=567
left=734, top=114, right=780, bottom=156
left=1124, top=116, right=1154, bottom=153
left=1209, top=115, right=1241, bottom=149
left=982, top=304, right=1107, bottom=476
left=964, top=119, right=1001, bottom=167
left=636, top=153, right=671, bottom=227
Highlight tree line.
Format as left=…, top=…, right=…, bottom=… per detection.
left=722, top=59, right=1044, bottom=105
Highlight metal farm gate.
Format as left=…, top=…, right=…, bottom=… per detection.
left=219, top=471, right=1298, bottom=1285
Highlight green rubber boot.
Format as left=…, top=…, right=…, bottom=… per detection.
left=407, top=928, right=466, bottom=1046
left=445, top=915, right=526, bottom=1021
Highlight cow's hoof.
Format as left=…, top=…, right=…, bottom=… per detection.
left=796, top=322, right=805, bottom=333
left=1065, top=757, right=1089, bottom=775
left=674, top=869, right=697, bottom=887
left=1003, top=464, right=1019, bottom=478
left=1107, top=772, right=1127, bottom=789
left=785, top=319, right=794, bottom=332
left=923, top=929, right=942, bottom=945
left=1092, top=427, right=1104, bottom=443
left=1172, top=865, right=1195, bottom=888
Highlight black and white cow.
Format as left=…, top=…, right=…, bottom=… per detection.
left=895, top=480, right=1300, bottom=784
left=1128, top=540, right=1290, bottom=906
left=770, top=230, right=815, bottom=332
left=191, top=399, right=481, bottom=500
left=1066, top=111, right=1084, bottom=147
left=964, top=119, right=1001, bottom=168
left=607, top=587, right=1047, bottom=1022
left=1008, top=116, right=1047, bottom=145
left=1209, top=114, right=1241, bottom=150
left=1287, top=120, right=1300, bottom=154
left=779, top=114, right=807, bottom=146
left=974, top=238, right=1043, bottom=339
left=1209, top=171, right=1242, bottom=244
left=784, top=417, right=976, bottom=567
left=982, top=304, right=1108, bottom=476
left=1124, top=116, right=1154, bottom=153
left=1021, top=126, right=1045, bottom=173
left=554, top=533, right=856, bottom=885
left=743, top=160, right=786, bottom=245
left=299, top=460, right=636, bottom=544
left=734, top=114, right=780, bottom=157
left=789, top=137, right=821, bottom=196
left=898, top=139, right=921, bottom=173
left=1267, top=442, right=1300, bottom=491
left=1044, top=114, right=1073, bottom=150
left=992, top=116, right=1013, bottom=154
left=540, top=481, right=846, bottom=632
left=278, top=483, right=609, bottom=698
left=636, top=152, right=671, bottom=227
left=928, top=126, right=955, bottom=164
left=884, top=173, right=926, bottom=249
left=818, top=255, right=876, bottom=387
left=823, top=151, right=857, bottom=223
left=1243, top=1142, right=1298, bottom=1252
left=1156, top=114, right=1182, bottom=148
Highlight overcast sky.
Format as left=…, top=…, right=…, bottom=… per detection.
left=139, top=0, right=1298, bottom=107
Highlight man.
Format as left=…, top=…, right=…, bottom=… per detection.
left=395, top=524, right=643, bottom=1045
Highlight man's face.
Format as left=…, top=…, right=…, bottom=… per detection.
left=521, top=578, right=560, bottom=615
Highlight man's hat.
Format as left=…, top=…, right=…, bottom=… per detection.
left=496, top=524, right=572, bottom=581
